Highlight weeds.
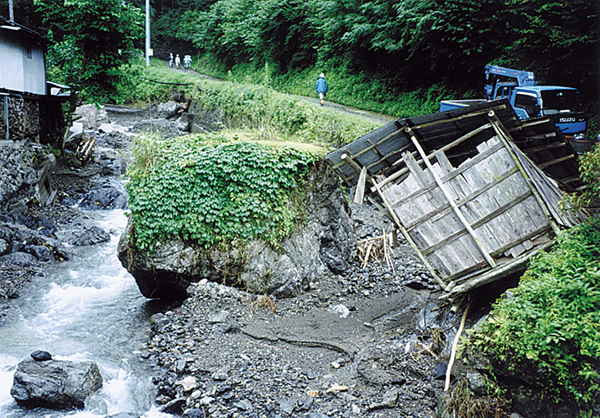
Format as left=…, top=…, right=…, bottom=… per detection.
left=249, top=295, right=277, bottom=315
left=445, top=379, right=511, bottom=418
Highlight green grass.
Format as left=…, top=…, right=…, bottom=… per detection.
left=119, top=58, right=382, bottom=149
left=190, top=54, right=462, bottom=118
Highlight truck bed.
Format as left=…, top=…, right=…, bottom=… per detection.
left=439, top=99, right=487, bottom=112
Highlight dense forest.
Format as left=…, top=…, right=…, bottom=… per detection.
left=2, top=0, right=599, bottom=117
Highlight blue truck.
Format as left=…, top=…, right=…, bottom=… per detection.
left=440, top=65, right=591, bottom=153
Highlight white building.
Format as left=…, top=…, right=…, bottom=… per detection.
left=0, top=16, right=46, bottom=95
left=0, top=16, right=71, bottom=144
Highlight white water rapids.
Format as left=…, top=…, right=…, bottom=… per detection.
left=0, top=209, right=175, bottom=418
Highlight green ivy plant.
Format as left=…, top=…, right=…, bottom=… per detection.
left=126, top=133, right=320, bottom=251
left=465, top=216, right=600, bottom=412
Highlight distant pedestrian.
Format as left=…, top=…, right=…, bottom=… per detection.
left=169, top=53, right=173, bottom=68
left=184, top=55, right=192, bottom=70
left=315, top=73, right=328, bottom=106
left=175, top=54, right=181, bottom=69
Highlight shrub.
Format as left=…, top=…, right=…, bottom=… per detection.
left=126, top=133, right=321, bottom=251
left=466, top=217, right=600, bottom=411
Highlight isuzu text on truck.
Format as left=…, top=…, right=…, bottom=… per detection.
left=440, top=65, right=591, bottom=153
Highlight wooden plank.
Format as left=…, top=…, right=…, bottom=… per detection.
left=441, top=241, right=556, bottom=299
left=373, top=123, right=494, bottom=191
left=353, top=166, right=367, bottom=204
left=488, top=225, right=553, bottom=258
left=435, top=150, right=500, bottom=255
left=394, top=153, right=477, bottom=276
left=406, top=128, right=497, bottom=268
left=537, top=154, right=576, bottom=169
left=487, top=113, right=562, bottom=237
left=458, top=138, right=519, bottom=256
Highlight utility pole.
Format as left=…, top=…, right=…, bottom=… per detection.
left=8, top=0, right=14, bottom=22
left=145, top=0, right=151, bottom=66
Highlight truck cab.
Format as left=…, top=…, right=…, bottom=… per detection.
left=510, top=86, right=588, bottom=153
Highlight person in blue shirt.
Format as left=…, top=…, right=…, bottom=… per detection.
left=315, top=73, right=328, bottom=106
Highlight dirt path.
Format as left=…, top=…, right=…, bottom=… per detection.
left=165, top=63, right=396, bottom=126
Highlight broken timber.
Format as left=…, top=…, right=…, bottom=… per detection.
left=325, top=100, right=587, bottom=299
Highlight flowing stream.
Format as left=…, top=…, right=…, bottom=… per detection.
left=0, top=209, right=174, bottom=418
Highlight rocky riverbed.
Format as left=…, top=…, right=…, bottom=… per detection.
left=0, top=102, right=515, bottom=418
left=143, top=201, right=455, bottom=418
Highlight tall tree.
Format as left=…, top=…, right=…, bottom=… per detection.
left=35, top=0, right=144, bottom=102
left=500, top=0, right=599, bottom=105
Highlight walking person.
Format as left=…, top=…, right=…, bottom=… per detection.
left=169, top=53, right=174, bottom=68
left=175, top=54, right=181, bottom=69
left=315, top=73, right=328, bottom=106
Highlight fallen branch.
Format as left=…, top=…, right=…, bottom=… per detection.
left=356, top=230, right=395, bottom=272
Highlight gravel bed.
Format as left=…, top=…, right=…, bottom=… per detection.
left=144, top=201, right=451, bottom=418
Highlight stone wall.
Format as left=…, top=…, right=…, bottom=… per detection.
left=0, top=96, right=41, bottom=142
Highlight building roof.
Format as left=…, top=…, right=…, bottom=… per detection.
left=0, top=16, right=46, bottom=45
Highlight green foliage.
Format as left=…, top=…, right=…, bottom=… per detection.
left=190, top=77, right=381, bottom=146
left=467, top=217, right=600, bottom=411
left=126, top=134, right=320, bottom=250
left=35, top=0, right=144, bottom=103
left=562, top=142, right=600, bottom=211
left=114, top=58, right=197, bottom=104
left=152, top=0, right=598, bottom=116
left=194, top=57, right=459, bottom=118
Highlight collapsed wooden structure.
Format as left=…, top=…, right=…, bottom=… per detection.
left=325, top=99, right=587, bottom=299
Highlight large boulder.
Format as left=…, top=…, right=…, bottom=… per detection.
left=78, top=179, right=128, bottom=210
left=0, top=142, right=56, bottom=211
left=118, top=162, right=355, bottom=300
left=11, top=358, right=103, bottom=409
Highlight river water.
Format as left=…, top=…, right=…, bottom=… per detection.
left=0, top=209, right=175, bottom=418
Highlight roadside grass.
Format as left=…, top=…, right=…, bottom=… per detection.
left=121, top=58, right=382, bottom=149
left=191, top=54, right=460, bottom=119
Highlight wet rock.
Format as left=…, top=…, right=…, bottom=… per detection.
left=160, top=397, right=187, bottom=414
left=10, top=358, right=103, bottom=409
left=132, top=119, right=183, bottom=137
left=30, top=350, right=52, bottom=361
left=70, top=226, right=111, bottom=246
left=74, top=104, right=109, bottom=130
left=1, top=252, right=38, bottom=266
left=183, top=409, right=206, bottom=418
left=78, top=180, right=128, bottom=210
left=0, top=238, right=8, bottom=255
left=26, top=245, right=54, bottom=261
left=467, top=370, right=487, bottom=396
left=17, top=215, right=58, bottom=237
left=157, top=101, right=180, bottom=119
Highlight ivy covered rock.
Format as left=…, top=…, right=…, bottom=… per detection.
left=117, top=135, right=355, bottom=300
